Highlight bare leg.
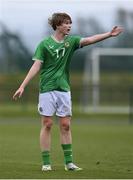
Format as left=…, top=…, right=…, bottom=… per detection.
left=59, top=116, right=72, bottom=144
left=40, top=116, right=53, bottom=151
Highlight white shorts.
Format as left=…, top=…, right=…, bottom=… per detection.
left=38, top=91, right=72, bottom=117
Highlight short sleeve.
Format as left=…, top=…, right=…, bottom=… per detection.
left=73, top=36, right=82, bottom=50
left=32, top=41, right=45, bottom=62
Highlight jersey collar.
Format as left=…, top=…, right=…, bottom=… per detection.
left=51, top=35, right=66, bottom=43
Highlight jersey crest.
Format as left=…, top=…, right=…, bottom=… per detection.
left=64, top=42, right=70, bottom=48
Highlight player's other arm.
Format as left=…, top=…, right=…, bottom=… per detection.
left=80, top=26, right=123, bottom=47
left=13, top=60, right=42, bottom=100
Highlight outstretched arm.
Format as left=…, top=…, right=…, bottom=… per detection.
left=13, top=60, right=42, bottom=100
left=80, top=26, right=123, bottom=47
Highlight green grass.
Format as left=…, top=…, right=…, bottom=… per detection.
left=0, top=118, right=133, bottom=179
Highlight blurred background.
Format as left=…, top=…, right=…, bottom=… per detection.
left=0, top=0, right=133, bottom=123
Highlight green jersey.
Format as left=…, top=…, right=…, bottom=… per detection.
left=32, top=35, right=81, bottom=93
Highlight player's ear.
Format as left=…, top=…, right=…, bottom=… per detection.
left=56, top=25, right=60, bottom=29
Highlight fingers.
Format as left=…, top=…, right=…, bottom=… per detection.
left=13, top=92, right=19, bottom=100
left=116, top=27, right=124, bottom=34
left=111, top=26, right=124, bottom=36
left=113, top=26, right=118, bottom=30
left=113, top=26, right=124, bottom=32
left=13, top=89, right=23, bottom=100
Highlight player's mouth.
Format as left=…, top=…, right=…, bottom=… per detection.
left=66, top=28, right=71, bottom=33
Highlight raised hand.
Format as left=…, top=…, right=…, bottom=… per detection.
left=111, top=26, right=123, bottom=37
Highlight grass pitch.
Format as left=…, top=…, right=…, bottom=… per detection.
left=0, top=118, right=133, bottom=179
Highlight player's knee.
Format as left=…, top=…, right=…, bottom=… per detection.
left=61, top=122, right=70, bottom=131
left=42, top=118, right=53, bottom=130
left=45, top=121, right=53, bottom=130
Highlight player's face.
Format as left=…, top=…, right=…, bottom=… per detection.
left=57, top=20, right=72, bottom=35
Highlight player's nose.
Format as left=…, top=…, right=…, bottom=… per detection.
left=68, top=25, right=71, bottom=30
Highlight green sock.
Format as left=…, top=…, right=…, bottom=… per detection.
left=41, top=151, right=50, bottom=165
left=62, top=144, right=73, bottom=165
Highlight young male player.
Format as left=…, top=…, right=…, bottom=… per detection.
left=13, top=12, right=123, bottom=171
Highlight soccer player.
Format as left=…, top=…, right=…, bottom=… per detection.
left=13, top=12, right=123, bottom=171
